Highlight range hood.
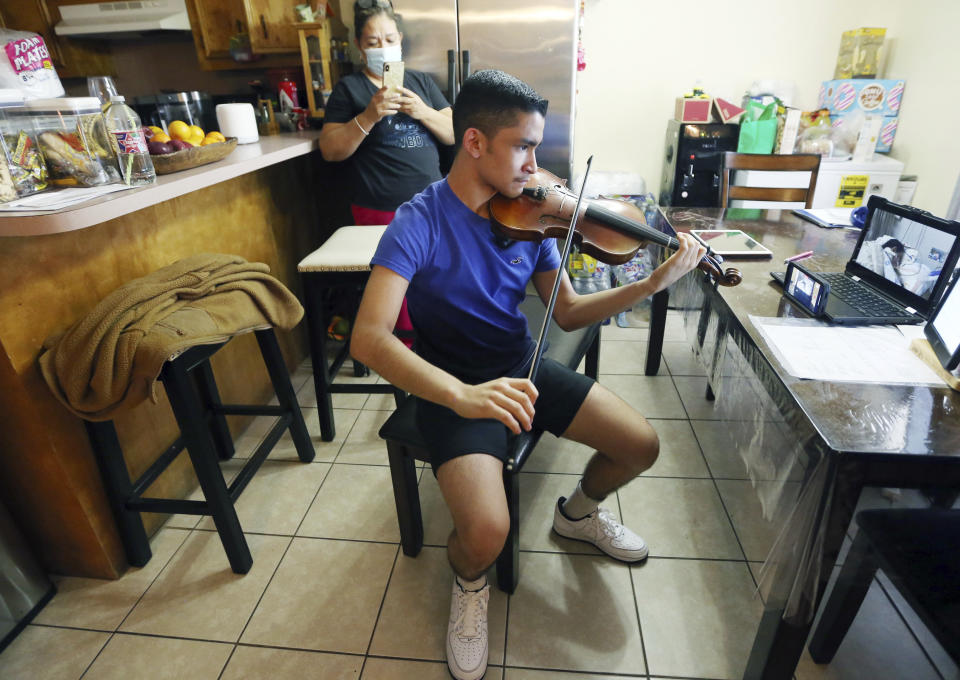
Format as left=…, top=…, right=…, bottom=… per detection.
left=54, top=0, right=191, bottom=38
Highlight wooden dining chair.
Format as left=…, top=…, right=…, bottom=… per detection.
left=719, top=152, right=821, bottom=208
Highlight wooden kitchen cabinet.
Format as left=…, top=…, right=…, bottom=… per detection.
left=243, top=0, right=299, bottom=54
left=184, top=0, right=298, bottom=70
left=192, top=0, right=246, bottom=58
left=0, top=0, right=115, bottom=78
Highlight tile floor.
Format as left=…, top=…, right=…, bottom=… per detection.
left=2, top=312, right=957, bottom=680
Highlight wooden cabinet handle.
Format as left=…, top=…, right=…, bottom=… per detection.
left=260, top=14, right=268, bottom=39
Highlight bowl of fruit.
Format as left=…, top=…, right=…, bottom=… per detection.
left=145, top=120, right=237, bottom=175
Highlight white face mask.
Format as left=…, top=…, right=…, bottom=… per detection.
left=364, top=43, right=402, bottom=77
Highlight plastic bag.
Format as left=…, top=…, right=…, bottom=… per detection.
left=737, top=100, right=778, bottom=154
left=796, top=109, right=834, bottom=156
left=0, top=29, right=64, bottom=100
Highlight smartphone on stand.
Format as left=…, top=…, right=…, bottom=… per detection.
left=782, top=261, right=830, bottom=317
left=383, top=61, right=404, bottom=94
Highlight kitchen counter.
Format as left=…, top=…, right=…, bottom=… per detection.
left=0, top=131, right=323, bottom=237
left=0, top=131, right=330, bottom=579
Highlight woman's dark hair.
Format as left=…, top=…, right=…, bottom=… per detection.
left=452, top=70, right=548, bottom=148
left=354, top=0, right=401, bottom=42
left=882, top=238, right=906, bottom=255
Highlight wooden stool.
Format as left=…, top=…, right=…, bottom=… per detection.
left=86, top=328, right=313, bottom=575
left=299, top=225, right=404, bottom=441
left=378, top=296, right=601, bottom=593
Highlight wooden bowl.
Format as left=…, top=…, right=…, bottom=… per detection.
left=151, top=137, right=239, bottom=175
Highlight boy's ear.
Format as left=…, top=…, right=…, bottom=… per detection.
left=462, top=127, right=486, bottom=159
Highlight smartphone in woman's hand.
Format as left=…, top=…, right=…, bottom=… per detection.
left=383, top=61, right=404, bottom=93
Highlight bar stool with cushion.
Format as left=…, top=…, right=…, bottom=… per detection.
left=379, top=295, right=602, bottom=593
left=298, top=225, right=404, bottom=442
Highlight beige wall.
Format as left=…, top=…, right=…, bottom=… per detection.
left=574, top=0, right=960, bottom=215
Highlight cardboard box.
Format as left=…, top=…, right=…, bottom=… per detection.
left=819, top=79, right=904, bottom=117
left=776, top=108, right=802, bottom=154
left=713, top=98, right=745, bottom=124
left=834, top=27, right=886, bottom=79
left=832, top=112, right=898, bottom=153
left=675, top=97, right=712, bottom=123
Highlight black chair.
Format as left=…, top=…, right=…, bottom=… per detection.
left=86, top=328, right=314, bottom=575
left=379, top=295, right=602, bottom=593
left=808, top=508, right=960, bottom=664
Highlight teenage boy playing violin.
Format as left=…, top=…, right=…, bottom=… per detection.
left=351, top=69, right=706, bottom=680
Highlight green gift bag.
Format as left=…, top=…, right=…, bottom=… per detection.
left=737, top=101, right=778, bottom=154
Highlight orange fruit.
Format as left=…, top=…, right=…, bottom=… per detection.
left=168, top=120, right=190, bottom=141
left=151, top=131, right=171, bottom=143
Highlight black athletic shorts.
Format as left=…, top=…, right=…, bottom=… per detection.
left=415, top=357, right=595, bottom=475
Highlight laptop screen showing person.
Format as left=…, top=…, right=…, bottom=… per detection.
left=846, top=196, right=960, bottom=316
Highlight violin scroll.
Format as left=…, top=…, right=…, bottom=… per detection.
left=696, top=253, right=742, bottom=287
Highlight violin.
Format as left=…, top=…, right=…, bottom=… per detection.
left=488, top=168, right=742, bottom=287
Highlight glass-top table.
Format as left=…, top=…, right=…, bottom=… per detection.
left=644, top=206, right=960, bottom=679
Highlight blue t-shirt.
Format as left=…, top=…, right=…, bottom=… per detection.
left=371, top=179, right=561, bottom=379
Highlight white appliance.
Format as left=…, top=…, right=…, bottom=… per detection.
left=811, top=155, right=905, bottom=209
left=54, top=0, right=190, bottom=38
left=730, top=155, right=904, bottom=210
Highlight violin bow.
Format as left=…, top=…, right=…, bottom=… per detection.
left=528, top=155, right=593, bottom=383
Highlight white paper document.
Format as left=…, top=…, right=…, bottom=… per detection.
left=0, top=184, right=134, bottom=212
left=751, top=317, right=943, bottom=385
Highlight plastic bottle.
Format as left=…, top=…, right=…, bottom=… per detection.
left=103, top=95, right=155, bottom=186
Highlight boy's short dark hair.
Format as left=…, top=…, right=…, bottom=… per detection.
left=453, top=70, right=548, bottom=148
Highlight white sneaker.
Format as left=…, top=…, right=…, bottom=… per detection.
left=552, top=497, right=649, bottom=563
left=446, top=578, right=489, bottom=680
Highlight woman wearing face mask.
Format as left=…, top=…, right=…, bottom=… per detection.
left=319, top=0, right=454, bottom=227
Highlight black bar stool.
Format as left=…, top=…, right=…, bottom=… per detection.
left=87, top=328, right=313, bottom=574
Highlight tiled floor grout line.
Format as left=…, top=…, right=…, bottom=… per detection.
left=229, top=533, right=297, bottom=667
left=872, top=574, right=949, bottom=680
left=360, top=543, right=403, bottom=675
left=615, top=487, right=653, bottom=680
left=676, top=375, right=755, bottom=573
left=73, top=523, right=199, bottom=678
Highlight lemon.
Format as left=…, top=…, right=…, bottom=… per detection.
left=189, top=125, right=204, bottom=139
left=151, top=132, right=172, bottom=143
left=204, top=131, right=226, bottom=144
left=147, top=125, right=164, bottom=137
left=168, top=120, right=190, bottom=141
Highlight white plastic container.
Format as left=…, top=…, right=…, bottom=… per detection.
left=215, top=103, right=258, bottom=144
left=23, top=96, right=120, bottom=187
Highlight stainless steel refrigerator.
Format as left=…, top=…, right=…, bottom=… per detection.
left=397, top=0, right=579, bottom=180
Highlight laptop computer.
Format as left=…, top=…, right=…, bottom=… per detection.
left=771, top=195, right=960, bottom=325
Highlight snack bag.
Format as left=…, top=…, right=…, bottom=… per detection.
left=0, top=29, right=64, bottom=99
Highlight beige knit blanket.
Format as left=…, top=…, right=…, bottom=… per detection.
left=39, top=253, right=304, bottom=421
